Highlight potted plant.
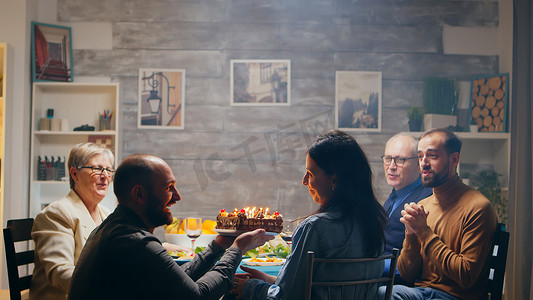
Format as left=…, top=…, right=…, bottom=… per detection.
left=406, top=106, right=424, bottom=132
left=423, top=77, right=460, bottom=130
left=470, top=170, right=507, bottom=224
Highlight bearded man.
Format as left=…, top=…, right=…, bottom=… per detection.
left=379, top=128, right=497, bottom=300
left=69, top=154, right=272, bottom=300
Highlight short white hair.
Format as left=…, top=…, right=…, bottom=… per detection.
left=385, top=133, right=418, bottom=156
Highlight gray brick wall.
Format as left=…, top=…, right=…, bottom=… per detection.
left=58, top=0, right=499, bottom=223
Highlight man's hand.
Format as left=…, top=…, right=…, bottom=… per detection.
left=230, top=275, right=249, bottom=300
left=230, top=267, right=276, bottom=299
left=232, top=229, right=274, bottom=253
left=213, top=235, right=236, bottom=249
left=240, top=265, right=276, bottom=284
left=400, top=202, right=429, bottom=235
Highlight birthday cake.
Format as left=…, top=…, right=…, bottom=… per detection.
left=216, top=207, right=283, bottom=233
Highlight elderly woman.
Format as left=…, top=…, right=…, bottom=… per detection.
left=232, top=130, right=388, bottom=299
left=30, top=143, right=115, bottom=300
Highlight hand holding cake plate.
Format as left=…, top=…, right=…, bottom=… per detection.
left=215, top=207, right=284, bottom=237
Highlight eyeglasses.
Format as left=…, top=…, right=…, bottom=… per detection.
left=381, top=155, right=418, bottom=167
left=78, top=166, right=116, bottom=176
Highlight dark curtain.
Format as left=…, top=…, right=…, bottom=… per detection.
left=507, top=0, right=533, bottom=299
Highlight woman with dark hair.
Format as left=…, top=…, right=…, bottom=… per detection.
left=232, top=129, right=388, bottom=300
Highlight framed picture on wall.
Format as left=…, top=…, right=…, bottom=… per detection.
left=230, top=59, right=290, bottom=106
left=31, top=22, right=73, bottom=82
left=335, top=71, right=382, bottom=132
left=469, top=73, right=509, bottom=132
left=138, top=68, right=186, bottom=129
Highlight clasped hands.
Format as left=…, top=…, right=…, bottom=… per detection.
left=230, top=266, right=277, bottom=300
left=400, top=202, right=430, bottom=235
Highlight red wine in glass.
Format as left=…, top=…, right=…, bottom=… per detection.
left=187, top=234, right=201, bottom=239
left=185, top=218, right=202, bottom=250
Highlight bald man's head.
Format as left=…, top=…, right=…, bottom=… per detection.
left=113, top=154, right=167, bottom=204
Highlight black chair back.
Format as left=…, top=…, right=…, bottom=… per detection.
left=305, top=248, right=399, bottom=300
left=3, top=218, right=35, bottom=300
left=486, top=223, right=509, bottom=300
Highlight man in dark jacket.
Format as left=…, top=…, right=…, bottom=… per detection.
left=69, top=154, right=272, bottom=300
left=382, top=134, right=432, bottom=280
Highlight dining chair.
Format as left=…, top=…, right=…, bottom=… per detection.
left=305, top=248, right=399, bottom=300
left=3, top=218, right=35, bottom=300
left=485, top=223, right=509, bottom=300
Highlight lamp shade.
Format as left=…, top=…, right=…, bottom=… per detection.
left=147, top=90, right=161, bottom=114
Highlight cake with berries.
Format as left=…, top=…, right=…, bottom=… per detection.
left=216, top=207, right=283, bottom=233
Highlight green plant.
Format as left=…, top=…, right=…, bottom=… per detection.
left=423, top=77, right=460, bottom=115
left=470, top=170, right=507, bottom=224
left=407, top=106, right=424, bottom=122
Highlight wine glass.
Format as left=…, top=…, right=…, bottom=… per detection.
left=280, top=220, right=297, bottom=248
left=184, top=218, right=202, bottom=251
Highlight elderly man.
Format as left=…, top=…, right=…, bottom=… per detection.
left=68, top=154, right=273, bottom=300
left=379, top=128, right=498, bottom=300
left=382, top=134, right=432, bottom=278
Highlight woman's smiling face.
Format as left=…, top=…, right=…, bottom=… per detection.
left=302, top=154, right=335, bottom=206
left=71, top=154, right=113, bottom=202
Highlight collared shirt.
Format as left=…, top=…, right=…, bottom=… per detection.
left=385, top=177, right=425, bottom=217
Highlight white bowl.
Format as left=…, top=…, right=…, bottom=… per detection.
left=165, top=233, right=217, bottom=248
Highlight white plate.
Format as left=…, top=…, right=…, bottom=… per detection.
left=173, top=258, right=192, bottom=265
left=173, top=257, right=192, bottom=261
left=242, top=258, right=286, bottom=266
left=214, top=229, right=279, bottom=237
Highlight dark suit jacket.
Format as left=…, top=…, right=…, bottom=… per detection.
left=384, top=183, right=433, bottom=255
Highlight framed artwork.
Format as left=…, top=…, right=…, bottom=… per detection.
left=469, top=73, right=509, bottom=132
left=231, top=59, right=290, bottom=106
left=335, top=71, right=382, bottom=131
left=31, top=22, right=73, bottom=82
left=138, top=68, right=186, bottom=129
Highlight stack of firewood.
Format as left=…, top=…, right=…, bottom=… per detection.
left=471, top=75, right=507, bottom=132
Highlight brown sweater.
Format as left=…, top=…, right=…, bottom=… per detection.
left=397, top=175, right=498, bottom=300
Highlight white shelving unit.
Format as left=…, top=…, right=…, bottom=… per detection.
left=404, top=131, right=510, bottom=188
left=30, top=82, right=120, bottom=217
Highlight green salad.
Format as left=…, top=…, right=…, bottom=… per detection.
left=245, top=242, right=290, bottom=259
left=273, top=244, right=290, bottom=258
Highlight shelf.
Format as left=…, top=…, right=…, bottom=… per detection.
left=30, top=82, right=120, bottom=217
left=34, top=131, right=117, bottom=136
left=454, top=132, right=509, bottom=139
left=403, top=131, right=509, bottom=140
left=32, top=180, right=69, bottom=184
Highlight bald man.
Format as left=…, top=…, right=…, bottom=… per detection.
left=69, top=154, right=273, bottom=300
left=382, top=134, right=432, bottom=277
